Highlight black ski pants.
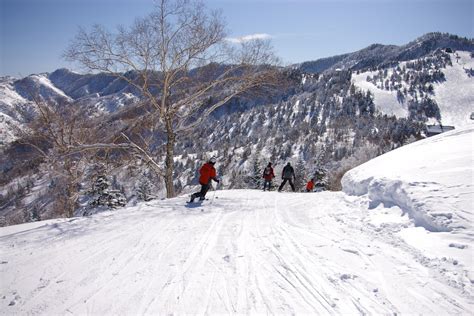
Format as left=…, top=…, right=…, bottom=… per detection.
left=278, top=178, right=295, bottom=192
left=192, top=183, right=210, bottom=200
left=263, top=180, right=272, bottom=191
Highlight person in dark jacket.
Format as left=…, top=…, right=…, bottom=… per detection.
left=278, top=162, right=295, bottom=192
left=262, top=162, right=275, bottom=191
left=189, top=157, right=219, bottom=202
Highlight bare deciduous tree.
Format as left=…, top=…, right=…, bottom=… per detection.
left=17, top=98, right=97, bottom=217
left=65, top=0, right=282, bottom=197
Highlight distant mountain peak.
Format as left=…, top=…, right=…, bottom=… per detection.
left=299, top=32, right=474, bottom=74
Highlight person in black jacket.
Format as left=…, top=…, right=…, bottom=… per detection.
left=278, top=162, right=296, bottom=192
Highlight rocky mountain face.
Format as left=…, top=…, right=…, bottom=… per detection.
left=1, top=32, right=473, bottom=226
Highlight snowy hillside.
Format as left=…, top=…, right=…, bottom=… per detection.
left=434, top=51, right=474, bottom=126
left=353, top=51, right=474, bottom=127
left=0, top=71, right=139, bottom=148
left=0, top=79, right=33, bottom=146
left=1, top=125, right=473, bottom=314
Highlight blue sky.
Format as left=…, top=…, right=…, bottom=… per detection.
left=1, top=0, right=472, bottom=76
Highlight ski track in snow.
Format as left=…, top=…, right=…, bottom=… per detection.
left=1, top=190, right=472, bottom=315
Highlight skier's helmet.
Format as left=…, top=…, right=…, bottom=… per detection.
left=209, top=156, right=217, bottom=164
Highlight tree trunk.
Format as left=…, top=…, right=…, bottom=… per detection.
left=164, top=119, right=176, bottom=198
left=64, top=160, right=77, bottom=218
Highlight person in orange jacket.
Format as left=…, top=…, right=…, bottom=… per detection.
left=189, top=157, right=220, bottom=202
left=305, top=178, right=315, bottom=192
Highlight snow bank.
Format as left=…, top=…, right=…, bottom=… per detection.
left=342, top=124, right=473, bottom=232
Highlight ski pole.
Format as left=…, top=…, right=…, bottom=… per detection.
left=210, top=189, right=216, bottom=206
left=210, top=180, right=221, bottom=206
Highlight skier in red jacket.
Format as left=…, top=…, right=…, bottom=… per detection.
left=262, top=162, right=275, bottom=191
left=189, top=157, right=219, bottom=202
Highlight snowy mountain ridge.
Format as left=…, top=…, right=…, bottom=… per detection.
left=1, top=33, right=472, bottom=148
left=0, top=123, right=472, bottom=314
left=300, top=32, right=474, bottom=73
left=0, top=70, right=141, bottom=146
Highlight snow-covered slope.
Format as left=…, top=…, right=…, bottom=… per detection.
left=352, top=69, right=408, bottom=117
left=13, top=74, right=72, bottom=103
left=353, top=51, right=474, bottom=127
left=342, top=123, right=473, bottom=291
left=0, top=80, right=34, bottom=146
left=434, top=51, right=474, bottom=127
left=0, top=113, right=19, bottom=146
left=0, top=71, right=139, bottom=147
left=1, top=124, right=473, bottom=314
left=0, top=74, right=73, bottom=147
left=342, top=124, right=473, bottom=232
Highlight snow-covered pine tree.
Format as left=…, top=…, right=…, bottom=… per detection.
left=93, top=175, right=110, bottom=194
left=313, top=167, right=328, bottom=191
left=231, top=169, right=248, bottom=189
left=90, top=174, right=126, bottom=209
left=28, top=205, right=41, bottom=222
left=136, top=173, right=154, bottom=202
left=249, top=153, right=263, bottom=189
left=295, top=157, right=307, bottom=191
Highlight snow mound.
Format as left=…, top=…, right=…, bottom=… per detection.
left=342, top=124, right=473, bottom=233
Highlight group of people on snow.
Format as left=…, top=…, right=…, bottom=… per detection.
left=262, top=162, right=316, bottom=193
left=189, top=157, right=320, bottom=203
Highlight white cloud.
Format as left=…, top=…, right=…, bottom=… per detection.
left=226, top=33, right=273, bottom=43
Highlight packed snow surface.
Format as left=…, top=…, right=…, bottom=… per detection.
left=0, top=196, right=472, bottom=314
left=1, top=125, right=473, bottom=314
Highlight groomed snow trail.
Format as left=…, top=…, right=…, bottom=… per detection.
left=1, top=190, right=472, bottom=315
